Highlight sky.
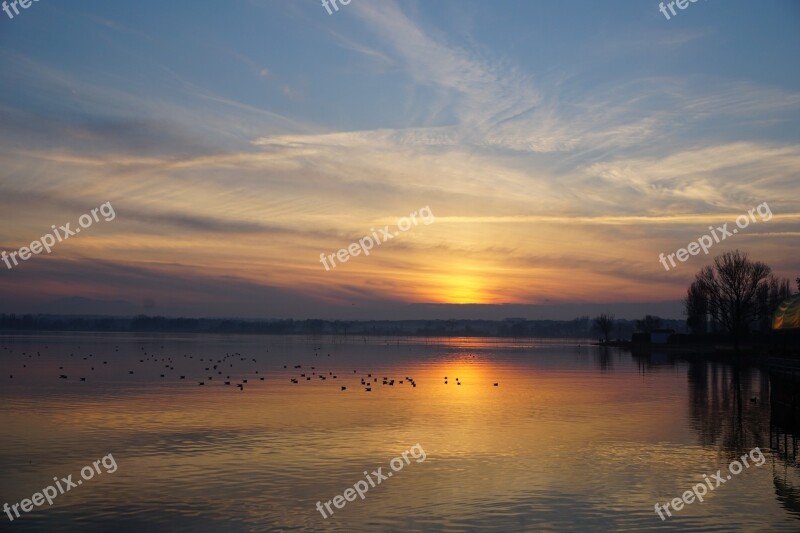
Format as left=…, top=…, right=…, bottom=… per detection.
left=0, top=0, right=798, bottom=320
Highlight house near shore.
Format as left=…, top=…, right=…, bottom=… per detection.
left=650, top=329, right=675, bottom=344
left=773, top=294, right=800, bottom=331
left=631, top=329, right=676, bottom=345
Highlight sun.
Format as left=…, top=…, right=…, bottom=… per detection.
left=429, top=273, right=489, bottom=304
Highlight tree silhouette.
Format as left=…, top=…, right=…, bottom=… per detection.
left=691, top=250, right=771, bottom=351
left=593, top=313, right=615, bottom=343
left=685, top=280, right=709, bottom=334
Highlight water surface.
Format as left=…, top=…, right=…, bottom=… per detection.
left=1, top=333, right=798, bottom=531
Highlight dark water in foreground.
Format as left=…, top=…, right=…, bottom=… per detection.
left=0, top=333, right=798, bottom=532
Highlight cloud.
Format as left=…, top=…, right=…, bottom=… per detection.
left=583, top=142, right=800, bottom=211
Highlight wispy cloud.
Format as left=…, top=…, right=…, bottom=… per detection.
left=0, top=0, right=797, bottom=317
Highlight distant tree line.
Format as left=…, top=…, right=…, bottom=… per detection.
left=0, top=314, right=681, bottom=339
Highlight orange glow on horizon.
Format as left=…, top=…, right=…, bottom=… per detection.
left=427, top=273, right=492, bottom=304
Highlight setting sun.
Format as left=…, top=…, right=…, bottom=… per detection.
left=426, top=273, right=490, bottom=304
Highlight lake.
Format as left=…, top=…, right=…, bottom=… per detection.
left=1, top=333, right=798, bottom=532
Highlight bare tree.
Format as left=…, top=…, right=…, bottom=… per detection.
left=685, top=280, right=709, bottom=334
left=593, top=313, right=615, bottom=343
left=693, top=250, right=771, bottom=351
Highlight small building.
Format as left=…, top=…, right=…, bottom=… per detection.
left=650, top=329, right=675, bottom=344
left=772, top=294, right=800, bottom=355
left=773, top=294, right=800, bottom=331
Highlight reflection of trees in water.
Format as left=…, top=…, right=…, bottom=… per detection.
left=595, top=346, right=632, bottom=373
left=770, top=397, right=800, bottom=467
left=686, top=359, right=770, bottom=459
left=597, top=347, right=612, bottom=373
left=688, top=359, right=800, bottom=519
left=627, top=350, right=800, bottom=518
left=630, top=348, right=677, bottom=374
left=773, top=476, right=800, bottom=517
left=770, top=404, right=800, bottom=518
left=770, top=366, right=800, bottom=516
left=669, top=356, right=800, bottom=519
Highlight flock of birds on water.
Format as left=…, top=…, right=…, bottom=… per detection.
left=2, top=343, right=499, bottom=392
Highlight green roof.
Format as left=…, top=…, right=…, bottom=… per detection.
left=773, top=294, right=800, bottom=330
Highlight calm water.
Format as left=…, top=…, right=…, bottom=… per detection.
left=0, top=333, right=798, bottom=532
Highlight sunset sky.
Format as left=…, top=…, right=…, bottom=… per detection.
left=0, top=0, right=798, bottom=319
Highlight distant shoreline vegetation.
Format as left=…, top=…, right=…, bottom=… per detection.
left=0, top=314, right=686, bottom=338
